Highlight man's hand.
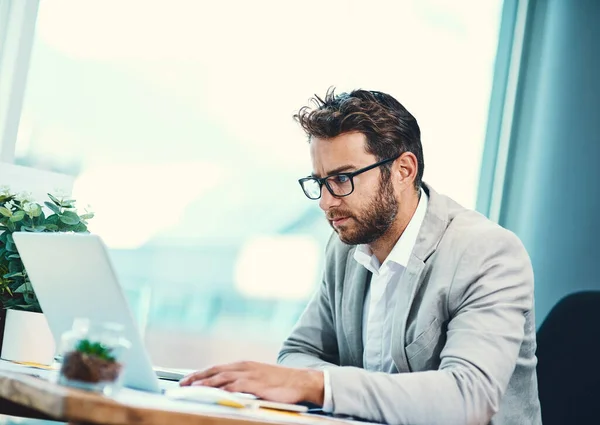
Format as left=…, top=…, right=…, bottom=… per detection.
left=179, top=361, right=324, bottom=406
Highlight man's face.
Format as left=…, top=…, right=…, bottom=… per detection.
left=310, top=132, right=398, bottom=245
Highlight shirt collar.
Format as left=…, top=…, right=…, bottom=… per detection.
left=354, top=189, right=429, bottom=271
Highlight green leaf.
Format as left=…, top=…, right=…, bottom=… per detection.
left=3, top=272, right=23, bottom=279
left=80, top=213, right=95, bottom=220
left=78, top=340, right=91, bottom=350
left=13, top=283, right=27, bottom=293
left=45, top=224, right=59, bottom=231
left=20, top=215, right=31, bottom=227
left=59, top=211, right=80, bottom=225
left=14, top=303, right=41, bottom=312
left=47, top=193, right=61, bottom=206
left=0, top=207, right=11, bottom=217
left=5, top=240, right=15, bottom=252
left=33, top=225, right=47, bottom=232
left=8, top=261, right=22, bottom=273
left=36, top=210, right=46, bottom=224
left=44, top=202, right=60, bottom=215
left=9, top=211, right=25, bottom=222
left=7, top=254, right=19, bottom=259
left=72, top=222, right=88, bottom=233
left=74, top=340, right=115, bottom=362
left=45, top=214, right=59, bottom=225
left=23, top=291, right=36, bottom=304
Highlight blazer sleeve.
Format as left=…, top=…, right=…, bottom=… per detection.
left=325, top=227, right=534, bottom=425
left=277, top=275, right=340, bottom=369
left=277, top=233, right=341, bottom=369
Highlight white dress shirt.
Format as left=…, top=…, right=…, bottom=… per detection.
left=322, top=190, right=428, bottom=411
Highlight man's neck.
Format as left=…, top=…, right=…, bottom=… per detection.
left=370, top=190, right=420, bottom=265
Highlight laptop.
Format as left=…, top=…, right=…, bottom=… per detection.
left=12, top=232, right=187, bottom=393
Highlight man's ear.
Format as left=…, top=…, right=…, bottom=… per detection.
left=395, top=152, right=418, bottom=189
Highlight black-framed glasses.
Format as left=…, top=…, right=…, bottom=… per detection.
left=298, top=155, right=400, bottom=200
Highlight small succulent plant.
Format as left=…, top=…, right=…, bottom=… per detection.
left=75, top=339, right=116, bottom=363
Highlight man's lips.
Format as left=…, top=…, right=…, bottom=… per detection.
left=330, top=216, right=350, bottom=227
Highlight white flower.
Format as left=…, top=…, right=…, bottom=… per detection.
left=3, top=201, right=15, bottom=210
left=14, top=191, right=34, bottom=203
left=0, top=185, right=11, bottom=197
left=22, top=202, right=41, bottom=218
left=22, top=202, right=37, bottom=214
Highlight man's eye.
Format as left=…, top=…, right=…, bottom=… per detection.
left=334, top=175, right=350, bottom=184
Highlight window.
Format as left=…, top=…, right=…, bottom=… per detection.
left=9, top=0, right=503, bottom=368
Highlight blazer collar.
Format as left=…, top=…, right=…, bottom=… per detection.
left=411, top=182, right=449, bottom=263
left=389, top=182, right=450, bottom=371
left=341, top=250, right=369, bottom=367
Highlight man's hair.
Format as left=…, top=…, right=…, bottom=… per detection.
left=294, top=88, right=424, bottom=189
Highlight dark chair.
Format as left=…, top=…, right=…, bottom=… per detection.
left=536, top=291, right=600, bottom=425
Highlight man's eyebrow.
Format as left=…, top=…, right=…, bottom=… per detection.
left=311, top=164, right=356, bottom=178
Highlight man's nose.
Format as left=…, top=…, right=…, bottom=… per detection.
left=319, top=186, right=340, bottom=211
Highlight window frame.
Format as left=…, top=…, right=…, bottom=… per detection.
left=0, top=0, right=40, bottom=163
left=476, top=0, right=532, bottom=222
left=0, top=0, right=73, bottom=195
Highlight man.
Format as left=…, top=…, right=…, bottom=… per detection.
left=180, top=89, right=542, bottom=425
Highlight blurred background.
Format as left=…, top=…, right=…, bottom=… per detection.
left=3, top=0, right=596, bottom=377
left=1, top=0, right=503, bottom=368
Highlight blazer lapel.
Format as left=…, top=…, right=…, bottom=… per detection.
left=391, top=257, right=426, bottom=371
left=391, top=182, right=449, bottom=371
left=341, top=249, right=369, bottom=367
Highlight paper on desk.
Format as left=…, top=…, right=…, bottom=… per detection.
left=11, top=361, right=58, bottom=370
left=0, top=359, right=58, bottom=381
left=115, top=388, right=355, bottom=425
left=117, top=388, right=243, bottom=416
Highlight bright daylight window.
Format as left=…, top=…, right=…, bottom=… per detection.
left=13, top=0, right=503, bottom=368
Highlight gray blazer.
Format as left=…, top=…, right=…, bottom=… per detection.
left=278, top=183, right=542, bottom=425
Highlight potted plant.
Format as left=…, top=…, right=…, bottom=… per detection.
left=58, top=318, right=130, bottom=394
left=61, top=339, right=122, bottom=384
left=0, top=186, right=94, bottom=365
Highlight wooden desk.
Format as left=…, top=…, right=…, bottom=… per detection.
left=0, top=368, right=359, bottom=425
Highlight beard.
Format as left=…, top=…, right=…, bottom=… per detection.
left=327, top=176, right=398, bottom=245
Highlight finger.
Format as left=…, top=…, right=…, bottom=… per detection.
left=222, top=378, right=257, bottom=395
left=193, top=372, right=248, bottom=389
left=180, top=368, right=216, bottom=386
left=180, top=362, right=247, bottom=386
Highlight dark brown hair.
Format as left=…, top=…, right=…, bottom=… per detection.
left=294, top=88, right=424, bottom=189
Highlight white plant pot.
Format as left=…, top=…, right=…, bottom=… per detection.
left=1, top=309, right=56, bottom=365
